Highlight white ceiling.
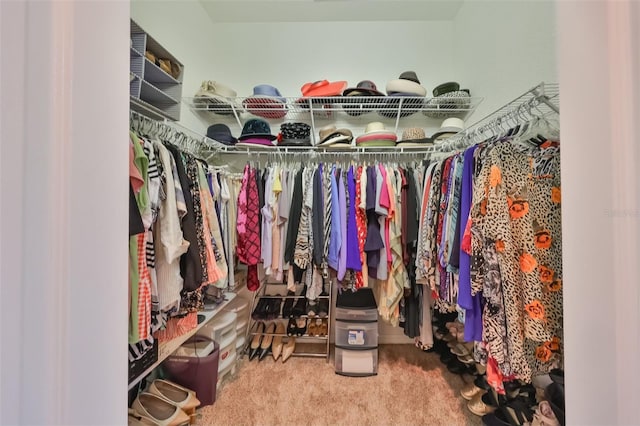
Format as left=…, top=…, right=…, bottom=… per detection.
left=198, top=0, right=465, bottom=23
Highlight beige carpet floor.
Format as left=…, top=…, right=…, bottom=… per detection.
left=198, top=344, right=482, bottom=426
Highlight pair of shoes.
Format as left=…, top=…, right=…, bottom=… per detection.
left=251, top=298, right=268, bottom=320
left=258, top=322, right=276, bottom=361
left=131, top=392, right=191, bottom=426
left=271, top=322, right=286, bottom=361
left=307, top=318, right=328, bottom=336
left=481, top=397, right=536, bottom=425
left=148, top=379, right=200, bottom=414
left=317, top=291, right=330, bottom=318
left=282, top=337, right=296, bottom=362
left=281, top=290, right=296, bottom=318
left=291, top=285, right=308, bottom=317
left=308, top=318, right=321, bottom=336
left=265, top=297, right=283, bottom=320
left=250, top=321, right=277, bottom=360
left=286, top=317, right=308, bottom=336
left=307, top=299, right=318, bottom=317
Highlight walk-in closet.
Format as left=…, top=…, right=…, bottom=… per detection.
left=3, top=1, right=640, bottom=426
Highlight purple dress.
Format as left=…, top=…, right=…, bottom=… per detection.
left=337, top=171, right=348, bottom=281
left=458, top=146, right=483, bottom=342
left=346, top=166, right=362, bottom=271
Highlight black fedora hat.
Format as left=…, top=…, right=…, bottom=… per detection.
left=206, top=123, right=237, bottom=146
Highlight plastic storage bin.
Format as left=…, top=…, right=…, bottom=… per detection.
left=335, top=347, right=378, bottom=376
left=335, top=307, right=378, bottom=323
left=335, top=320, right=378, bottom=348
left=162, top=336, right=219, bottom=407
left=198, top=311, right=237, bottom=343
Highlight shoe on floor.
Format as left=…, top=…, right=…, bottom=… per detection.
left=467, top=392, right=494, bottom=417
left=461, top=382, right=484, bottom=401
left=532, top=400, right=561, bottom=426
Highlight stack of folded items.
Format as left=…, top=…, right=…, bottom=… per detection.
left=355, top=122, right=397, bottom=148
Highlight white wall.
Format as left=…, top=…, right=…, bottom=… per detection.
left=207, top=20, right=454, bottom=99
left=453, top=0, right=557, bottom=121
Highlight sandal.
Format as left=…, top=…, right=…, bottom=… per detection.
left=307, top=319, right=318, bottom=336
left=316, top=318, right=329, bottom=337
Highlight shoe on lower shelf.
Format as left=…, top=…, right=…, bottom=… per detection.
left=249, top=321, right=265, bottom=360
left=281, top=290, right=296, bottom=318
left=259, top=322, right=276, bottom=361
left=148, top=379, right=200, bottom=414
left=282, top=337, right=296, bottom=363
left=131, top=392, right=191, bottom=426
left=272, top=321, right=286, bottom=361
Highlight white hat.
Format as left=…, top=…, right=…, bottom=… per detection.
left=317, top=125, right=353, bottom=147
left=194, top=80, right=239, bottom=115
left=385, top=71, right=427, bottom=97
left=431, top=117, right=465, bottom=139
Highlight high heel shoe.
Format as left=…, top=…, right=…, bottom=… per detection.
left=295, top=317, right=308, bottom=337
left=282, top=337, right=296, bottom=363
left=148, top=379, right=200, bottom=414
left=249, top=321, right=265, bottom=360
left=259, top=322, right=276, bottom=361
left=132, top=392, right=191, bottom=426
left=271, top=321, right=286, bottom=361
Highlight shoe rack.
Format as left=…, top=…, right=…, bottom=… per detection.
left=130, top=19, right=183, bottom=122
left=242, top=276, right=332, bottom=362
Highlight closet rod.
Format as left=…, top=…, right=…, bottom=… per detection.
left=436, top=82, right=560, bottom=153
left=130, top=110, right=217, bottom=160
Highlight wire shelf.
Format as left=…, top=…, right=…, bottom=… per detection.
left=434, top=82, right=559, bottom=153
left=183, top=95, right=483, bottom=123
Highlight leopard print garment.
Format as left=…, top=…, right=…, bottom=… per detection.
left=475, top=140, right=563, bottom=381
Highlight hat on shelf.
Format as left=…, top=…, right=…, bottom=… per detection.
left=396, top=127, right=433, bottom=147
left=296, top=80, right=348, bottom=119
left=432, top=82, right=460, bottom=97
left=424, top=82, right=472, bottom=118
left=206, top=123, right=237, bottom=146
left=343, top=80, right=385, bottom=97
left=355, top=122, right=397, bottom=147
left=385, top=71, right=428, bottom=97
left=301, top=80, right=348, bottom=97
left=317, top=125, right=353, bottom=147
left=431, top=117, right=465, bottom=141
left=278, top=122, right=312, bottom=147
left=194, top=81, right=240, bottom=116
left=242, top=84, right=288, bottom=119
left=236, top=118, right=278, bottom=148
left=380, top=72, right=427, bottom=118
left=342, top=80, right=385, bottom=117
